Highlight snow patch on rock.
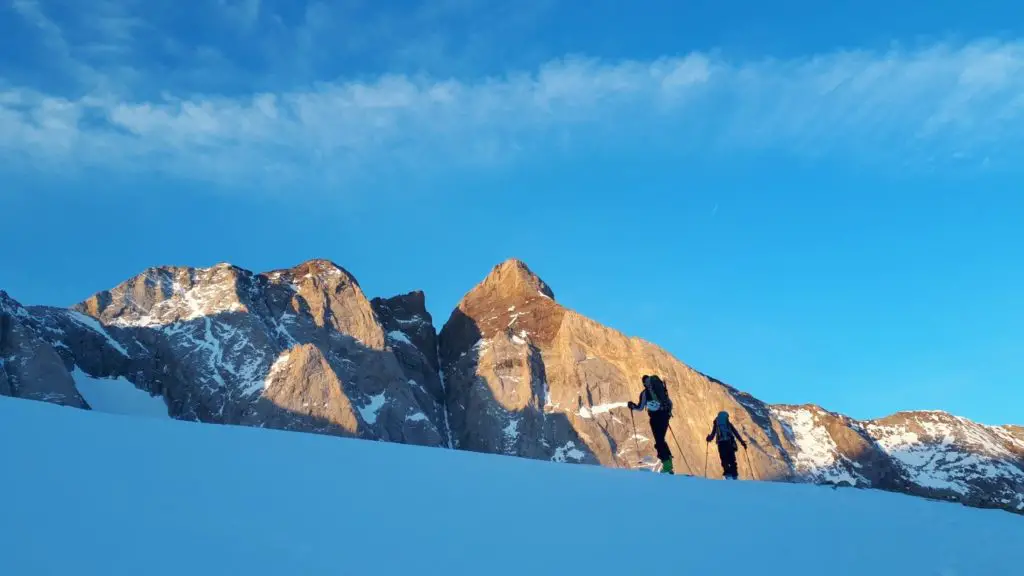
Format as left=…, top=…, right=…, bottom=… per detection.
left=578, top=402, right=629, bottom=419
left=503, top=418, right=520, bottom=443
left=551, top=441, right=586, bottom=463
left=358, top=392, right=387, bottom=425
left=66, top=311, right=129, bottom=357
left=772, top=407, right=862, bottom=485
left=406, top=411, right=429, bottom=423
left=387, top=330, right=412, bottom=345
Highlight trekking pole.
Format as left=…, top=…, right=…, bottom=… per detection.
left=704, top=442, right=709, bottom=478
left=629, top=410, right=641, bottom=466
left=667, top=423, right=693, bottom=475
left=743, top=444, right=757, bottom=481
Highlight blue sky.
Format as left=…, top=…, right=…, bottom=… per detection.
left=1, top=0, right=1022, bottom=426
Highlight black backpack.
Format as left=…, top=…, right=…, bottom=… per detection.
left=646, top=375, right=672, bottom=413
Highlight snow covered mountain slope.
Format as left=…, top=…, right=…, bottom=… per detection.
left=0, top=394, right=1020, bottom=576
left=2, top=258, right=1021, bottom=516
left=771, top=404, right=1024, bottom=512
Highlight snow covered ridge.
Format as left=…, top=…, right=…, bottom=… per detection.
left=866, top=412, right=1024, bottom=499
left=89, top=264, right=251, bottom=328
left=772, top=405, right=1024, bottom=512
left=771, top=406, right=866, bottom=486
left=80, top=259, right=364, bottom=329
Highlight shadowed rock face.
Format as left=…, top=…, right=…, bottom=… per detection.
left=0, top=291, right=86, bottom=407
left=245, top=343, right=360, bottom=436
left=2, top=258, right=1021, bottom=515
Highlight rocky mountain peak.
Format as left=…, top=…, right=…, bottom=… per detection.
left=269, top=259, right=359, bottom=287
left=371, top=291, right=429, bottom=320
left=262, top=259, right=381, bottom=349
left=73, top=263, right=252, bottom=327
left=371, top=291, right=439, bottom=373
left=0, top=290, right=27, bottom=317
left=439, top=259, right=564, bottom=367
left=478, top=258, right=556, bottom=302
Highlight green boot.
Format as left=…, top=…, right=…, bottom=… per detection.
left=661, top=458, right=674, bottom=474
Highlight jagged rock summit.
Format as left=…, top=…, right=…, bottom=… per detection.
left=2, top=257, right=1022, bottom=515
left=478, top=258, right=556, bottom=300
left=3, top=259, right=449, bottom=447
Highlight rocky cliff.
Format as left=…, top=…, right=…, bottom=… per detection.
left=0, top=291, right=86, bottom=407
left=3, top=259, right=448, bottom=447
left=2, top=258, right=1021, bottom=515
left=436, top=258, right=1022, bottom=514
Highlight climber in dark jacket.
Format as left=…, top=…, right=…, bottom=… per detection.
left=628, top=375, right=674, bottom=474
left=706, top=410, right=747, bottom=479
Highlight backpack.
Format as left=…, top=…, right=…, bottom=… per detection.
left=716, top=411, right=733, bottom=442
left=645, top=376, right=672, bottom=413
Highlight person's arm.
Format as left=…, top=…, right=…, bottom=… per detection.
left=628, top=390, right=647, bottom=411
left=706, top=420, right=718, bottom=442
left=730, top=423, right=747, bottom=448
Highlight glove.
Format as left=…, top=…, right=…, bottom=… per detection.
left=705, top=435, right=712, bottom=442
left=627, top=401, right=637, bottom=410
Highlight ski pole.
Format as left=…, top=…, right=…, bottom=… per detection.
left=743, top=444, right=757, bottom=480
left=667, top=423, right=693, bottom=475
left=630, top=410, right=641, bottom=466
left=704, top=442, right=709, bottom=478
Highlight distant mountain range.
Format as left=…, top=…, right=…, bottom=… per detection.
left=2, top=257, right=1021, bottom=514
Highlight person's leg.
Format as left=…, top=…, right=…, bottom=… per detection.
left=716, top=441, right=730, bottom=477
left=723, top=445, right=738, bottom=479
left=649, top=412, right=672, bottom=470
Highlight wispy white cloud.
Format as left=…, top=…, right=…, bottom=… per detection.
left=2, top=1, right=1024, bottom=190
left=218, top=0, right=263, bottom=31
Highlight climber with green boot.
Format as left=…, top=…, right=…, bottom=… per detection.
left=628, top=374, right=674, bottom=474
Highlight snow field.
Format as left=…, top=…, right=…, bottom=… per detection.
left=0, top=395, right=1020, bottom=576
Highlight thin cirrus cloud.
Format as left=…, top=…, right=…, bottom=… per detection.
left=2, top=1, right=1024, bottom=190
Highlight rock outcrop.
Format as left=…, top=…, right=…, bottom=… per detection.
left=438, top=259, right=792, bottom=475
left=0, top=291, right=86, bottom=407
left=2, top=257, right=1021, bottom=515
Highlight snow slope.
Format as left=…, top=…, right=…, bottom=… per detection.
left=71, top=367, right=170, bottom=420
left=1, top=396, right=1020, bottom=576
